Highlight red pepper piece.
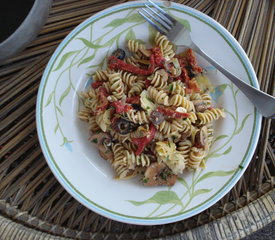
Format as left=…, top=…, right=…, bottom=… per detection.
left=187, top=49, right=203, bottom=73
left=178, top=57, right=187, bottom=68
left=96, top=87, right=109, bottom=112
left=98, top=87, right=109, bottom=97
left=132, top=124, right=156, bottom=155
left=91, top=81, right=103, bottom=89
left=151, top=47, right=165, bottom=67
left=126, top=96, right=140, bottom=104
left=187, top=78, right=201, bottom=93
left=111, top=100, right=133, bottom=113
left=157, top=107, right=190, bottom=118
left=108, top=55, right=155, bottom=75
left=145, top=79, right=151, bottom=89
left=181, top=68, right=190, bottom=82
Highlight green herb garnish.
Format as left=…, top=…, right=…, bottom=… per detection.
left=146, top=96, right=154, bottom=103
left=168, top=83, right=173, bottom=91
left=159, top=169, right=172, bottom=181
left=91, top=138, right=98, bottom=144
left=142, top=178, right=148, bottom=183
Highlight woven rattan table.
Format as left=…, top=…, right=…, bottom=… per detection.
left=0, top=0, right=274, bottom=239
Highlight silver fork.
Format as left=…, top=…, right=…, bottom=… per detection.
left=139, top=0, right=275, bottom=118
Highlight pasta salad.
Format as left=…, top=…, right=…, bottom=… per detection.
left=78, top=32, right=225, bottom=186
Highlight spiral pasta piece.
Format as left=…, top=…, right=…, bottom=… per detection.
left=110, top=130, right=131, bottom=143
left=130, top=125, right=150, bottom=138
left=128, top=79, right=145, bottom=96
left=93, top=70, right=109, bottom=82
left=206, top=123, right=214, bottom=147
left=78, top=108, right=90, bottom=122
left=125, top=54, right=141, bottom=67
left=88, top=115, right=100, bottom=132
left=112, top=143, right=124, bottom=163
left=169, top=81, right=185, bottom=96
left=189, top=92, right=202, bottom=101
left=122, top=141, right=137, bottom=152
left=83, top=97, right=99, bottom=113
left=148, top=71, right=168, bottom=90
left=155, top=32, right=175, bottom=59
left=147, top=86, right=170, bottom=106
left=171, top=118, right=190, bottom=133
left=108, top=72, right=124, bottom=100
left=127, top=40, right=145, bottom=53
left=158, top=120, right=174, bottom=135
left=102, top=81, right=111, bottom=93
left=177, top=140, right=191, bottom=163
left=121, top=71, right=137, bottom=88
left=188, top=147, right=206, bottom=169
left=125, top=110, right=149, bottom=124
left=124, top=150, right=150, bottom=169
left=154, top=131, right=165, bottom=141
left=81, top=88, right=97, bottom=99
left=197, top=108, right=225, bottom=124
left=201, top=93, right=212, bottom=106
left=171, top=119, right=191, bottom=136
left=169, top=94, right=194, bottom=111
left=187, top=112, right=197, bottom=123
left=112, top=144, right=136, bottom=179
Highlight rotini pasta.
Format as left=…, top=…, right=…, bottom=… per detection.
left=125, top=110, right=149, bottom=124
left=128, top=79, right=145, bottom=96
left=108, top=72, right=124, bottom=100
left=169, top=80, right=185, bottom=96
left=147, top=86, right=170, bottom=106
left=127, top=39, right=145, bottom=53
left=121, top=71, right=137, bottom=89
left=92, top=70, right=108, bottom=82
left=124, top=150, right=150, bottom=169
left=112, top=143, right=135, bottom=179
left=169, top=94, right=194, bottom=111
left=177, top=140, right=192, bottom=163
left=155, top=32, right=175, bottom=59
left=79, top=33, right=225, bottom=186
left=197, top=108, right=225, bottom=124
left=188, top=147, right=206, bottom=169
left=148, top=69, right=168, bottom=90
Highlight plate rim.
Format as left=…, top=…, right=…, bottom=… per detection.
left=36, top=0, right=262, bottom=225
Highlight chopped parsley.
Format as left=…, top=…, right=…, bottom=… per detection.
left=159, top=169, right=172, bottom=181
left=146, top=106, right=150, bottom=110
left=168, top=83, right=173, bottom=91
left=91, top=138, right=98, bottom=144
left=142, top=178, right=148, bottom=183
left=146, top=96, right=154, bottom=103
left=239, top=165, right=244, bottom=169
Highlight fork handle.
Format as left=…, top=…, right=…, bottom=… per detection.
left=189, top=43, right=275, bottom=118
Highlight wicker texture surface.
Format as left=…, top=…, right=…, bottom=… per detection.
left=0, top=0, right=274, bottom=239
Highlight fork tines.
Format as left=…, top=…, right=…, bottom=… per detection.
left=138, top=0, right=176, bottom=35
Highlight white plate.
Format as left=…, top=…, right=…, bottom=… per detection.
left=36, top=0, right=261, bottom=225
